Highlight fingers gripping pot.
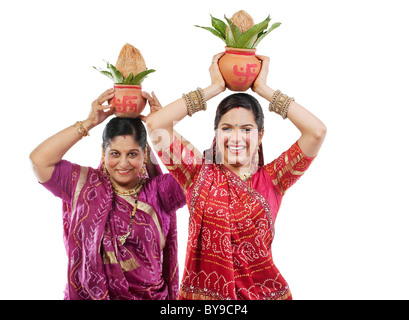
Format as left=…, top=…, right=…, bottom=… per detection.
left=94, top=43, right=155, bottom=118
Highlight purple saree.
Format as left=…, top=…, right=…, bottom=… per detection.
left=42, top=159, right=185, bottom=300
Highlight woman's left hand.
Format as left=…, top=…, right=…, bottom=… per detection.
left=139, top=91, right=162, bottom=122
left=252, top=55, right=270, bottom=95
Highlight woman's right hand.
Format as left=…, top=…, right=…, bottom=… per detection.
left=209, top=52, right=226, bottom=93
left=84, top=88, right=115, bottom=129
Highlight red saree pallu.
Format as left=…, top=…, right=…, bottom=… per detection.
left=158, top=136, right=314, bottom=300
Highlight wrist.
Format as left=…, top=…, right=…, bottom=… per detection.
left=255, top=84, right=274, bottom=100
left=82, top=119, right=96, bottom=132
left=205, top=84, right=224, bottom=101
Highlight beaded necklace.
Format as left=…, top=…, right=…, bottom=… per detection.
left=111, top=179, right=145, bottom=245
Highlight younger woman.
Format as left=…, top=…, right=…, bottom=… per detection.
left=145, top=53, right=326, bottom=300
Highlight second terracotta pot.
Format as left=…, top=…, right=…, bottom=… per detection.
left=111, top=84, right=147, bottom=118
left=218, top=47, right=261, bottom=92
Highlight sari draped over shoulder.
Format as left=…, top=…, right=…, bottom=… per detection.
left=157, top=136, right=315, bottom=300
left=42, top=151, right=185, bottom=300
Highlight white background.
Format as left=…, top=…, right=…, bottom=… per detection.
left=1, top=0, right=408, bottom=299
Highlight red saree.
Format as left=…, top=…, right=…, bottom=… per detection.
left=158, top=135, right=314, bottom=300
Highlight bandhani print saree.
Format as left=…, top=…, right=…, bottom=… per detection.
left=158, top=135, right=314, bottom=300
left=42, top=159, right=185, bottom=299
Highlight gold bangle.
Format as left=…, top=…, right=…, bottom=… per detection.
left=183, top=87, right=207, bottom=116
left=189, top=90, right=201, bottom=113
left=74, top=121, right=90, bottom=138
left=268, top=90, right=294, bottom=120
left=182, top=93, right=194, bottom=116
left=196, top=87, right=207, bottom=111
left=268, top=90, right=281, bottom=113
left=275, top=93, right=289, bottom=112
left=281, top=97, right=294, bottom=119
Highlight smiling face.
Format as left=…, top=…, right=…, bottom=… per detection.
left=104, top=135, right=145, bottom=191
left=215, top=107, right=263, bottom=174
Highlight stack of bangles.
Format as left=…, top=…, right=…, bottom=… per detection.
left=182, top=87, right=207, bottom=116
left=268, top=90, right=295, bottom=119
left=74, top=121, right=90, bottom=138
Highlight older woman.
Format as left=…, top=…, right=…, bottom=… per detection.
left=145, top=53, right=326, bottom=300
left=30, top=89, right=186, bottom=300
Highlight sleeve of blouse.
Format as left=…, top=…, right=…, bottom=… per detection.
left=157, top=173, right=187, bottom=212
left=41, top=159, right=81, bottom=203
left=263, top=140, right=316, bottom=195
left=156, top=134, right=203, bottom=192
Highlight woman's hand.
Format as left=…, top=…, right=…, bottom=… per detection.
left=139, top=91, right=162, bottom=123
left=209, top=52, right=226, bottom=93
left=84, top=88, right=115, bottom=129
left=252, top=55, right=270, bottom=96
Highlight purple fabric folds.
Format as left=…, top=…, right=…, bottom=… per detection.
left=42, top=159, right=185, bottom=300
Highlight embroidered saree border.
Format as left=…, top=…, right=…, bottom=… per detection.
left=264, top=141, right=314, bottom=195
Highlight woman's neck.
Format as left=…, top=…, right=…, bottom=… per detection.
left=223, top=162, right=256, bottom=181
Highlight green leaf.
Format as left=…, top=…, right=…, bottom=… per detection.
left=194, top=25, right=226, bottom=43
left=235, top=15, right=270, bottom=49
left=129, top=69, right=156, bottom=85
left=253, top=22, right=281, bottom=48
left=210, top=14, right=227, bottom=40
left=123, top=72, right=134, bottom=84
left=106, top=62, right=124, bottom=84
left=93, top=66, right=114, bottom=81
left=224, top=15, right=242, bottom=47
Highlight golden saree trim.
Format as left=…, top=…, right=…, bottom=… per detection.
left=137, top=200, right=166, bottom=250
left=103, top=251, right=140, bottom=272
left=72, top=166, right=88, bottom=218
left=118, top=195, right=166, bottom=250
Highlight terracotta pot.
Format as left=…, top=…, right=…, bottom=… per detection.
left=218, top=47, right=261, bottom=92
left=111, top=84, right=146, bottom=118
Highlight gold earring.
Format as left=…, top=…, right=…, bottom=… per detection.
left=101, top=146, right=109, bottom=177
left=139, top=148, right=148, bottom=179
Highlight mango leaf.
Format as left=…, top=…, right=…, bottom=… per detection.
left=236, top=15, right=270, bottom=49
left=253, top=22, right=281, bottom=48
left=93, top=66, right=114, bottom=81
left=224, top=15, right=242, bottom=47
left=210, top=14, right=227, bottom=40
left=105, top=62, right=124, bottom=84
left=123, top=72, right=134, bottom=84
left=194, top=25, right=226, bottom=43
left=129, top=69, right=156, bottom=85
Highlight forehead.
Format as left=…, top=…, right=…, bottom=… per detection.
left=107, top=135, right=141, bottom=150
left=219, top=107, right=257, bottom=126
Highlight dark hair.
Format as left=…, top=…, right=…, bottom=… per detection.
left=214, top=93, right=264, bottom=131
left=102, top=117, right=147, bottom=151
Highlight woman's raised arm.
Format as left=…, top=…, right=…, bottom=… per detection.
left=29, top=89, right=115, bottom=183
left=145, top=53, right=225, bottom=151
left=253, top=55, right=327, bottom=158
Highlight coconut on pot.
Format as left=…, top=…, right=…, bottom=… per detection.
left=115, top=43, right=147, bottom=79
left=230, top=10, right=254, bottom=33
left=93, top=44, right=155, bottom=118
left=195, top=10, right=281, bottom=91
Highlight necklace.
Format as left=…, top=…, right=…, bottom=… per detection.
left=220, top=165, right=254, bottom=212
left=246, top=177, right=254, bottom=212
left=112, top=179, right=145, bottom=245
left=239, top=169, right=254, bottom=181
left=111, top=180, right=142, bottom=196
